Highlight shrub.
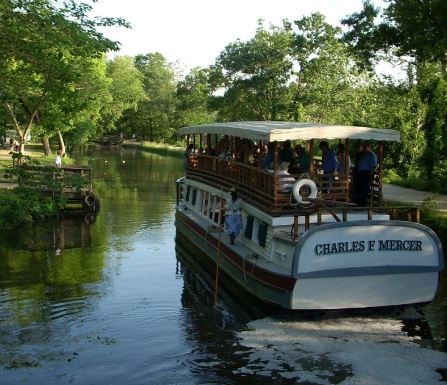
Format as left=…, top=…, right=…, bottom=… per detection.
left=0, top=189, right=65, bottom=233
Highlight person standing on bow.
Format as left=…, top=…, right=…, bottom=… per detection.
left=319, top=141, right=338, bottom=192
left=224, top=187, right=243, bottom=245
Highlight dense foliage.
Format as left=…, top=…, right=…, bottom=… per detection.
left=0, top=0, right=446, bottom=192
left=0, top=189, right=64, bottom=232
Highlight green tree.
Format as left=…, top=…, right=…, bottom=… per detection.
left=0, top=0, right=128, bottom=153
left=210, top=21, right=295, bottom=121
left=342, top=0, right=447, bottom=73
left=100, top=56, right=147, bottom=133
left=174, top=67, right=216, bottom=129
left=129, top=53, right=177, bottom=142
left=290, top=13, right=369, bottom=124
left=343, top=1, right=447, bottom=190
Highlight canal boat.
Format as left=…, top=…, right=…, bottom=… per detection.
left=175, top=121, right=444, bottom=310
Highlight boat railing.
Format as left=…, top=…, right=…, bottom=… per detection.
left=290, top=206, right=421, bottom=240
left=186, top=154, right=359, bottom=215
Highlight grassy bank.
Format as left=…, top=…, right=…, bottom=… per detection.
left=0, top=145, right=78, bottom=233
left=121, top=140, right=184, bottom=157
left=384, top=169, right=447, bottom=194
left=0, top=145, right=74, bottom=175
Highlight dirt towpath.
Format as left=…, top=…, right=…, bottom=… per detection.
left=383, top=184, right=447, bottom=212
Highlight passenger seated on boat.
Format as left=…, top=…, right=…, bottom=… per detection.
left=224, top=187, right=243, bottom=245
left=261, top=142, right=275, bottom=170
left=291, top=144, right=310, bottom=174
left=279, top=140, right=293, bottom=163
left=319, top=141, right=338, bottom=193
left=278, top=162, right=296, bottom=193
left=183, top=144, right=194, bottom=170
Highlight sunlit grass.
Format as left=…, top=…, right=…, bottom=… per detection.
left=122, top=140, right=184, bottom=157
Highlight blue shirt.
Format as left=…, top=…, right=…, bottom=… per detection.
left=262, top=152, right=274, bottom=169
left=356, top=151, right=377, bottom=171
left=322, top=149, right=338, bottom=173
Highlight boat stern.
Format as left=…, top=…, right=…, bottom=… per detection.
left=291, top=220, right=444, bottom=310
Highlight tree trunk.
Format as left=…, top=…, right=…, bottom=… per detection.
left=42, top=137, right=52, bottom=156
left=56, top=131, right=66, bottom=155
left=4, top=102, right=37, bottom=154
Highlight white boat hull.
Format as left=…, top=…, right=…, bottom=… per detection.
left=292, top=272, right=439, bottom=309
left=291, top=220, right=443, bottom=309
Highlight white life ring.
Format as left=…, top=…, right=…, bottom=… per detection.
left=292, top=179, right=318, bottom=205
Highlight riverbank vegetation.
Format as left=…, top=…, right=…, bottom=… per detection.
left=0, top=188, right=65, bottom=232
left=122, top=141, right=183, bottom=157
left=1, top=0, right=446, bottom=193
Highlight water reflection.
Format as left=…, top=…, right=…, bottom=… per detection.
left=0, top=147, right=445, bottom=385
left=5, top=215, right=95, bottom=252
left=0, top=216, right=104, bottom=326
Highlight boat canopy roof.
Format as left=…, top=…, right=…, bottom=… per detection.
left=179, top=121, right=400, bottom=142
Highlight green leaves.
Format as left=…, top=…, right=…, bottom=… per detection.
left=0, top=0, right=128, bottom=147
left=212, top=22, right=294, bottom=121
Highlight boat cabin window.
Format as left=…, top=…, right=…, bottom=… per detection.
left=191, top=188, right=197, bottom=206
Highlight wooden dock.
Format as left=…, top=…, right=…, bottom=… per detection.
left=2, top=164, right=99, bottom=212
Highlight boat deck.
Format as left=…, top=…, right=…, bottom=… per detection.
left=184, top=154, right=420, bottom=222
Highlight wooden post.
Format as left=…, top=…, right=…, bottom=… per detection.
left=273, top=141, right=279, bottom=203
left=206, top=134, right=211, bottom=154
left=391, top=208, right=397, bottom=220
left=344, top=138, right=350, bottom=202
left=273, top=141, right=279, bottom=172
left=294, top=215, right=299, bottom=240
left=308, top=140, right=314, bottom=176
left=415, top=208, right=421, bottom=223
left=378, top=141, right=384, bottom=206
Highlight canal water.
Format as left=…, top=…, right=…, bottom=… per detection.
left=0, top=146, right=446, bottom=385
